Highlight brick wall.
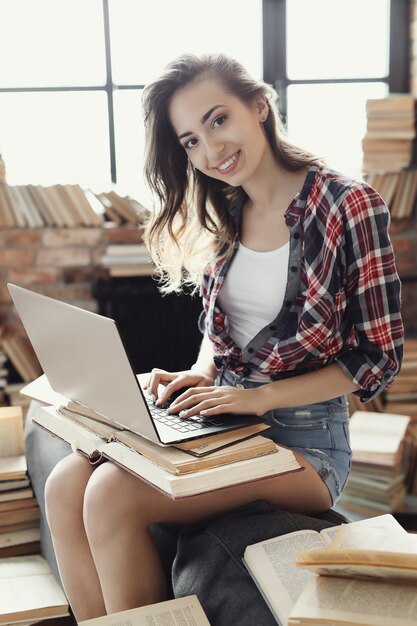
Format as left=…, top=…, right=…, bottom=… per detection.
left=0, top=225, right=143, bottom=336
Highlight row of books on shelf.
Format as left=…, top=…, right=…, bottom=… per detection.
left=0, top=182, right=146, bottom=228
left=364, top=168, right=417, bottom=218
left=362, top=94, right=416, bottom=173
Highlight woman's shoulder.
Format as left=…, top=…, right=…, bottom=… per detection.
left=308, top=163, right=387, bottom=219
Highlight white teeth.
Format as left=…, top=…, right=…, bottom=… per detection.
left=218, top=153, right=237, bottom=171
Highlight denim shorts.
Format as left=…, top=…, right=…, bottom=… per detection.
left=217, top=369, right=352, bottom=505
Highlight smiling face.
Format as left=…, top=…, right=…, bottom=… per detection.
left=169, top=75, right=270, bottom=187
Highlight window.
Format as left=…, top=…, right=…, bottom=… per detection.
left=0, top=0, right=262, bottom=206
left=0, top=0, right=408, bottom=202
left=263, top=0, right=409, bottom=177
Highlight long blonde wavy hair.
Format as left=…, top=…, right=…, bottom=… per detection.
left=142, top=53, right=317, bottom=293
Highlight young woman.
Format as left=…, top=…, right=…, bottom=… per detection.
left=44, top=53, right=403, bottom=620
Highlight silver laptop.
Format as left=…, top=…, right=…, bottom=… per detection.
left=8, top=283, right=261, bottom=446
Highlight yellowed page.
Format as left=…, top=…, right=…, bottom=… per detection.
left=298, top=527, right=417, bottom=566
left=320, top=513, right=407, bottom=549
left=79, top=595, right=210, bottom=626
left=289, top=577, right=417, bottom=626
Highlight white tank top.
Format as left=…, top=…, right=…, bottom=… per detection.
left=217, top=241, right=289, bottom=381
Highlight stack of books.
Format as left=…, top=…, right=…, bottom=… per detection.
left=0, top=182, right=146, bottom=228
left=0, top=349, right=9, bottom=408
left=100, top=243, right=154, bottom=277
left=339, top=411, right=411, bottom=515
left=364, top=169, right=417, bottom=218
left=0, top=406, right=41, bottom=559
left=384, top=338, right=417, bottom=419
left=34, top=404, right=301, bottom=499
left=362, top=94, right=416, bottom=173
left=22, top=373, right=302, bottom=500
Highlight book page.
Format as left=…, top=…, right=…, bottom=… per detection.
left=244, top=530, right=326, bottom=626
left=321, top=513, right=407, bottom=547
left=0, top=556, right=68, bottom=621
left=296, top=527, right=417, bottom=582
left=20, top=374, right=67, bottom=406
left=289, top=577, right=417, bottom=626
left=79, top=595, right=211, bottom=626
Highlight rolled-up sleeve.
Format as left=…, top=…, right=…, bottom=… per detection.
left=335, top=185, right=404, bottom=402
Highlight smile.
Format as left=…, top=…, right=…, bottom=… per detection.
left=214, top=151, right=240, bottom=173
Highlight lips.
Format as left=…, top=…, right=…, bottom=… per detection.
left=214, top=151, right=240, bottom=174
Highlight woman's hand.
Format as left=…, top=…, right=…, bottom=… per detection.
left=168, top=385, right=266, bottom=418
left=143, top=367, right=215, bottom=406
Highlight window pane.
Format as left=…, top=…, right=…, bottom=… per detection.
left=109, top=0, right=262, bottom=85
left=0, top=0, right=106, bottom=87
left=287, top=0, right=390, bottom=79
left=0, top=92, right=111, bottom=189
left=286, top=82, right=387, bottom=177
left=113, top=89, right=151, bottom=206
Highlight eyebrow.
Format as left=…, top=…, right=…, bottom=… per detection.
left=178, top=104, right=224, bottom=140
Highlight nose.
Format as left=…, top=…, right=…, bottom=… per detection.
left=204, top=136, right=225, bottom=162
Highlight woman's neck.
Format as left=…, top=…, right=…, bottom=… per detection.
left=241, top=148, right=308, bottom=213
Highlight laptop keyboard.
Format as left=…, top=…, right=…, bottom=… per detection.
left=145, top=396, right=221, bottom=433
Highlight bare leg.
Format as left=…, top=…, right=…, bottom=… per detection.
left=45, top=454, right=106, bottom=621
left=83, top=450, right=331, bottom=614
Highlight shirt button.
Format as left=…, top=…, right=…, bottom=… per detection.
left=285, top=300, right=292, bottom=307
left=290, top=266, right=298, bottom=273
left=293, top=233, right=300, bottom=240
left=248, top=347, right=254, bottom=354
left=236, top=383, right=244, bottom=389
left=269, top=324, right=277, bottom=331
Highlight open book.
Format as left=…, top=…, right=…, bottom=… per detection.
left=295, top=523, right=417, bottom=583
left=0, top=554, right=69, bottom=623
left=79, top=595, right=210, bottom=626
left=288, top=575, right=417, bottom=626
left=243, top=514, right=406, bottom=626
left=33, top=406, right=302, bottom=499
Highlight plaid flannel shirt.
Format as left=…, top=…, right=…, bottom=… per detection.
left=199, top=164, right=404, bottom=402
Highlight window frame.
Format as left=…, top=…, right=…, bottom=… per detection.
left=0, top=0, right=410, bottom=184
left=262, top=0, right=410, bottom=122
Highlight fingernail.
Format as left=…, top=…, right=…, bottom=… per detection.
left=150, top=394, right=156, bottom=403
left=179, top=410, right=188, bottom=419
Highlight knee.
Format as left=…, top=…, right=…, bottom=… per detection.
left=45, top=453, right=92, bottom=534
left=83, top=463, right=137, bottom=543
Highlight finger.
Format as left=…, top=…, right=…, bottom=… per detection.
left=177, top=396, right=230, bottom=419
left=200, top=404, right=233, bottom=417
left=148, top=371, right=175, bottom=399
left=155, top=378, right=193, bottom=406
left=168, top=389, right=219, bottom=413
